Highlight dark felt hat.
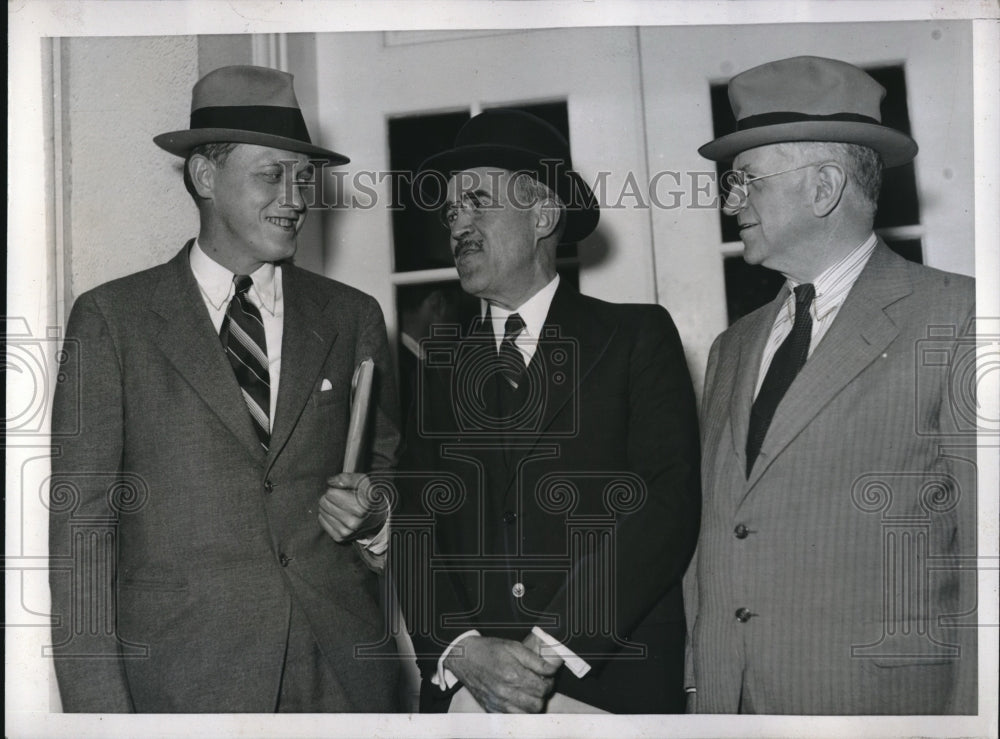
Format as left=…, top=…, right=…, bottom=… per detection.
left=699, top=56, right=917, bottom=167
left=154, top=65, right=348, bottom=163
left=418, top=109, right=599, bottom=242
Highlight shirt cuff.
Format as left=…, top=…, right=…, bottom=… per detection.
left=356, top=511, right=390, bottom=555
left=430, top=630, right=481, bottom=691
left=531, top=626, right=591, bottom=678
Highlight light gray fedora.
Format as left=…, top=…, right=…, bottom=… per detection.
left=700, top=56, right=917, bottom=167
left=154, top=65, right=348, bottom=163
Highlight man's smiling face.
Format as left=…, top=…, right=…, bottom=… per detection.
left=444, top=167, right=543, bottom=309
left=203, top=143, right=315, bottom=274
left=729, top=144, right=816, bottom=277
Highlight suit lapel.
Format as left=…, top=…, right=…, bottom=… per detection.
left=743, top=242, right=910, bottom=496
left=501, top=284, right=616, bottom=490
left=149, top=243, right=265, bottom=461
left=266, top=265, right=339, bottom=466
left=728, top=290, right=786, bottom=479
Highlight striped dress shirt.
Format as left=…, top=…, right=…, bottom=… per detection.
left=754, top=232, right=878, bottom=398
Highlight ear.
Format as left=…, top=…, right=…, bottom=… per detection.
left=812, top=162, right=847, bottom=217
left=187, top=154, right=217, bottom=200
left=533, top=197, right=562, bottom=240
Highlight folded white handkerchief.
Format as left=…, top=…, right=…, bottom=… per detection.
left=320, top=378, right=333, bottom=391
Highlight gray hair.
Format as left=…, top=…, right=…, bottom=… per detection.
left=780, top=141, right=884, bottom=214
left=511, top=172, right=567, bottom=243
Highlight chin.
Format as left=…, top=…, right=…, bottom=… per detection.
left=456, top=276, right=479, bottom=297
left=739, top=241, right=766, bottom=266
left=267, top=239, right=299, bottom=260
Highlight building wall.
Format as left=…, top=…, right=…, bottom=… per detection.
left=59, top=35, right=201, bottom=303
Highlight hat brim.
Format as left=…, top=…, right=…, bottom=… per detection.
left=699, top=121, right=917, bottom=167
left=154, top=128, right=350, bottom=164
left=417, top=144, right=599, bottom=243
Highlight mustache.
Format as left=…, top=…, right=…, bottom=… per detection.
left=453, top=238, right=482, bottom=258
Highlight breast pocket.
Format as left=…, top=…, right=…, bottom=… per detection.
left=313, top=383, right=342, bottom=407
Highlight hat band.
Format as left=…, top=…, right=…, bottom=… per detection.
left=737, top=111, right=881, bottom=130
left=189, top=105, right=312, bottom=143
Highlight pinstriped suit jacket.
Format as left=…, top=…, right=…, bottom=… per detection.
left=687, top=242, right=977, bottom=714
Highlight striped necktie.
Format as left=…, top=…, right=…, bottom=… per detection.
left=220, top=275, right=270, bottom=450
left=746, top=283, right=815, bottom=477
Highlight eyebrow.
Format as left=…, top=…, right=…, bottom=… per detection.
left=447, top=188, right=492, bottom=204
left=259, top=161, right=316, bottom=178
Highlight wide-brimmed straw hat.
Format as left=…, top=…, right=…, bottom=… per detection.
left=154, top=65, right=348, bottom=163
left=699, top=56, right=917, bottom=167
left=418, top=109, right=599, bottom=243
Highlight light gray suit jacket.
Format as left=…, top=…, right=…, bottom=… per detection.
left=687, top=242, right=977, bottom=714
left=49, top=244, right=401, bottom=712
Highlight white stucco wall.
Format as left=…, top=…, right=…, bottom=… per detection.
left=63, top=35, right=200, bottom=300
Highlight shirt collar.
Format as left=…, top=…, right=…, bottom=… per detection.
left=785, top=232, right=877, bottom=321
left=481, top=274, right=561, bottom=341
left=189, top=239, right=280, bottom=315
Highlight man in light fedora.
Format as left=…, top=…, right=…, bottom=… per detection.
left=687, top=55, right=977, bottom=714
left=395, top=109, right=701, bottom=713
left=49, top=65, right=401, bottom=712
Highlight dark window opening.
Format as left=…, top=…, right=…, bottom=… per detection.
left=389, top=110, right=471, bottom=273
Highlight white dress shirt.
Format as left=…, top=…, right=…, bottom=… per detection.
left=754, top=232, right=878, bottom=398
left=483, top=273, right=561, bottom=364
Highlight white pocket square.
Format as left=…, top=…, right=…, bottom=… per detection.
left=320, top=378, right=333, bottom=391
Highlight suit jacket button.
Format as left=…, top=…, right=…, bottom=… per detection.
left=279, top=553, right=290, bottom=567
left=734, top=524, right=749, bottom=539
left=512, top=582, right=525, bottom=598
left=503, top=511, right=517, bottom=525
left=264, top=479, right=274, bottom=493
left=735, top=607, right=753, bottom=623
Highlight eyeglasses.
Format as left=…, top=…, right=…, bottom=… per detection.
left=439, top=190, right=494, bottom=230
left=720, top=161, right=827, bottom=215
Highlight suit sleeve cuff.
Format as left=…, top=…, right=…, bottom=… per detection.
left=431, top=630, right=480, bottom=691
left=531, top=626, right=591, bottom=678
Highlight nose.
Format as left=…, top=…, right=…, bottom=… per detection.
left=278, top=174, right=310, bottom=213
left=449, top=207, right=475, bottom=238
left=286, top=182, right=308, bottom=212
left=721, top=186, right=747, bottom=217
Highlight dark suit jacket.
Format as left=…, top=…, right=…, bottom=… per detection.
left=688, top=242, right=977, bottom=714
left=49, top=244, right=401, bottom=712
left=396, top=283, right=701, bottom=713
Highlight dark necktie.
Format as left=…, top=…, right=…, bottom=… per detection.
left=497, top=313, right=527, bottom=390
left=220, top=275, right=271, bottom=450
left=745, top=283, right=815, bottom=476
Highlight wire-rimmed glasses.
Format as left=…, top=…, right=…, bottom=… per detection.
left=439, top=190, right=492, bottom=230
left=720, top=161, right=828, bottom=215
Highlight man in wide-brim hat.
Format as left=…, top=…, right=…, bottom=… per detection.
left=687, top=55, right=976, bottom=715
left=49, top=65, right=402, bottom=712
left=396, top=109, right=701, bottom=714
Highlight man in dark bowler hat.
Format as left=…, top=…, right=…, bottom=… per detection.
left=396, top=109, right=701, bottom=713
left=49, top=65, right=401, bottom=712
left=688, top=56, right=977, bottom=714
